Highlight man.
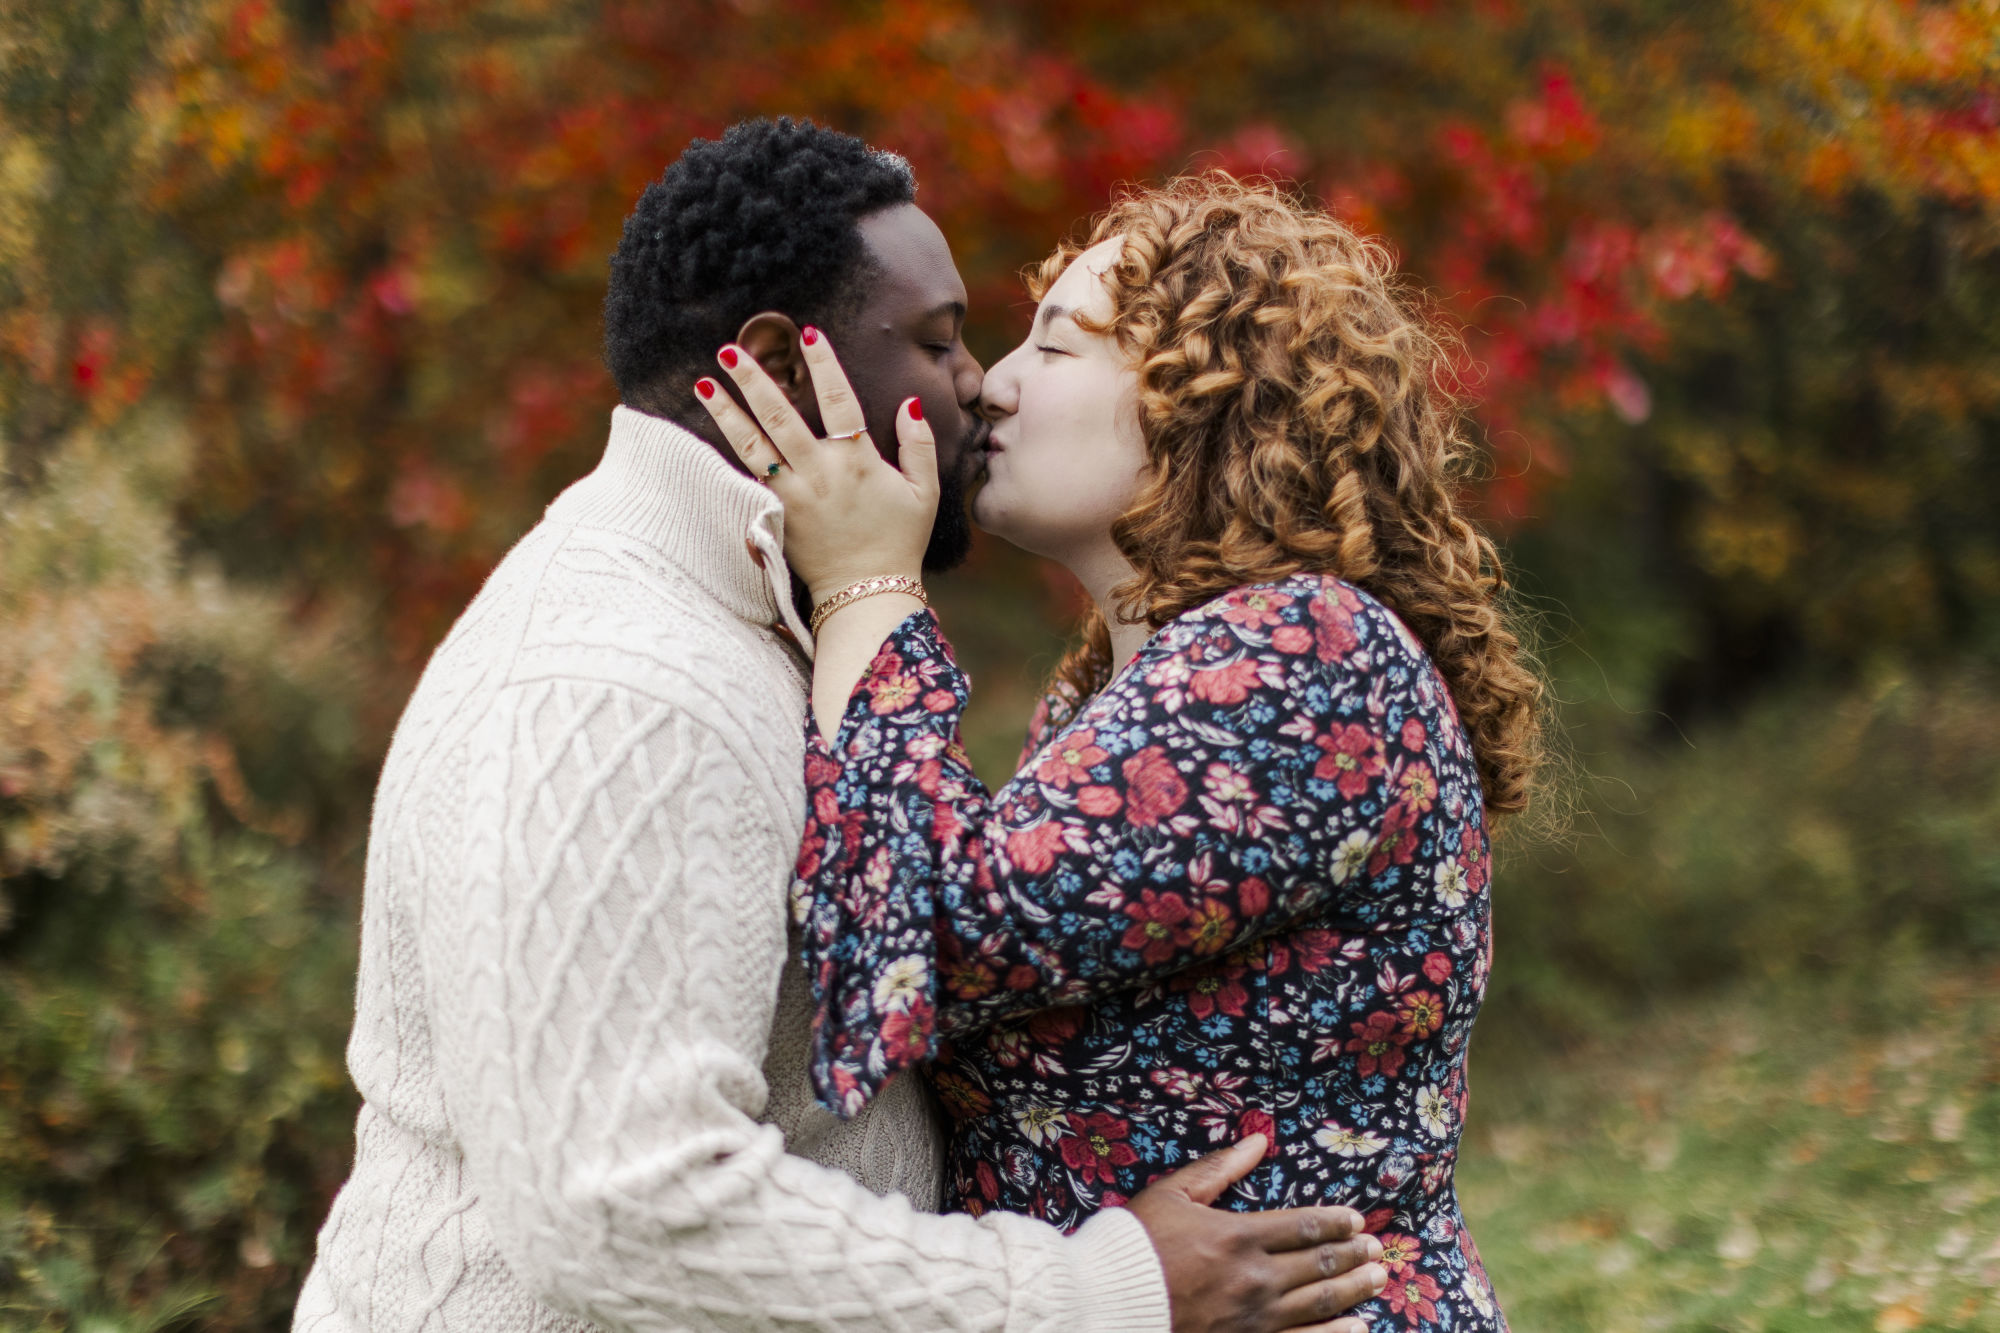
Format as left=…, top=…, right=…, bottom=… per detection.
left=295, top=117, right=1384, bottom=1331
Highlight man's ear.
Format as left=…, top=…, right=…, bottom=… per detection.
left=734, top=311, right=823, bottom=435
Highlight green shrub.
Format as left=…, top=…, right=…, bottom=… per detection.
left=1487, top=666, right=2000, bottom=1049
left=0, top=415, right=376, bottom=1331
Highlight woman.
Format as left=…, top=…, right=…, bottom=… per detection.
left=698, top=176, right=1542, bottom=1331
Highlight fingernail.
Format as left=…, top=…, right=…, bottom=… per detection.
left=695, top=378, right=716, bottom=400
left=802, top=325, right=820, bottom=346
left=1365, top=1236, right=1383, bottom=1262
left=719, top=346, right=739, bottom=368
left=907, top=397, right=923, bottom=422
left=1368, top=1263, right=1387, bottom=1292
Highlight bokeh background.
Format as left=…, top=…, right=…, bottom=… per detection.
left=3, top=1, right=1997, bottom=1328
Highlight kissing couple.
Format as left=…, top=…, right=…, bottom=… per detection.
left=296, top=116, right=1540, bottom=1333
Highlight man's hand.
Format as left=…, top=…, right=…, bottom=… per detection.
left=1127, top=1135, right=1386, bottom=1333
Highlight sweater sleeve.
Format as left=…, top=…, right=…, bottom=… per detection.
left=419, top=675, right=1170, bottom=1333
left=796, top=579, right=1460, bottom=1119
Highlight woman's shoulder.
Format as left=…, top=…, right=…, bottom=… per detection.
left=1168, top=571, right=1428, bottom=667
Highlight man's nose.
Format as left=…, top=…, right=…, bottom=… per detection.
left=954, top=346, right=985, bottom=413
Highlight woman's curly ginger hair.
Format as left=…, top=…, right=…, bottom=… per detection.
left=1038, top=175, right=1545, bottom=820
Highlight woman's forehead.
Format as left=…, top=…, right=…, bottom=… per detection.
left=1045, top=235, right=1126, bottom=319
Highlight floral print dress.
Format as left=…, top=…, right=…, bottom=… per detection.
left=793, top=572, right=1507, bottom=1331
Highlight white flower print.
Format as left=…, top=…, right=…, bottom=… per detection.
left=1434, top=858, right=1470, bottom=909
left=870, top=954, right=929, bottom=1011
left=1465, top=1272, right=1495, bottom=1318
left=1204, top=762, right=1255, bottom=804
left=1013, top=1104, right=1069, bottom=1146
left=1331, top=828, right=1374, bottom=883
left=864, top=845, right=896, bottom=892
left=1312, top=1122, right=1389, bottom=1158
left=1416, top=1084, right=1454, bottom=1138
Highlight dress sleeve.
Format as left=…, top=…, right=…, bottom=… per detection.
left=796, top=577, right=1461, bottom=1118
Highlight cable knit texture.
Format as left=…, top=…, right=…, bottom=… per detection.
left=293, top=408, right=1170, bottom=1332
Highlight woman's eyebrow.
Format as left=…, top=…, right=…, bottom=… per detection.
left=1035, top=302, right=1074, bottom=332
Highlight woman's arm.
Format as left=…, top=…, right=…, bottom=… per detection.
left=795, top=576, right=1489, bottom=1116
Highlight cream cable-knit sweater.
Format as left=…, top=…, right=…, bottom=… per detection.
left=294, top=408, right=1170, bottom=1331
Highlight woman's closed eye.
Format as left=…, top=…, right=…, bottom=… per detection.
left=1034, top=343, right=1071, bottom=357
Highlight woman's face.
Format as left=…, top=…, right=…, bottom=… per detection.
left=973, top=237, right=1148, bottom=562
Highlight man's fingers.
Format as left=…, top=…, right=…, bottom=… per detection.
left=799, top=326, right=868, bottom=441
left=1268, top=1262, right=1387, bottom=1329
left=1152, top=1133, right=1268, bottom=1206
left=1248, top=1203, right=1368, bottom=1251
left=1270, top=1235, right=1382, bottom=1291
left=1281, top=1319, right=1370, bottom=1333
left=692, top=377, right=789, bottom=480
left=716, top=344, right=818, bottom=469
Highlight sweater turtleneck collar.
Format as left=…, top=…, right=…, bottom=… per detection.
left=544, top=406, right=812, bottom=654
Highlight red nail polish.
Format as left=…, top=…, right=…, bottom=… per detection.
left=695, top=378, right=716, bottom=400
left=802, top=326, right=820, bottom=346
left=719, top=346, right=739, bottom=368
left=907, top=398, right=923, bottom=422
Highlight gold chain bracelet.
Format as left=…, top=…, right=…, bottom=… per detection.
left=808, top=574, right=928, bottom=637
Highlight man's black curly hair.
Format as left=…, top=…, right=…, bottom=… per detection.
left=603, top=117, right=917, bottom=418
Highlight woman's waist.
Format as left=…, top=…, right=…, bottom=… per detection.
left=940, top=1085, right=1467, bottom=1221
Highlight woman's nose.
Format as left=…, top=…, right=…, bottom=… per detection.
left=978, top=346, right=1022, bottom=421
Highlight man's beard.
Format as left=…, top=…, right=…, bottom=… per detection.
left=921, top=418, right=987, bottom=573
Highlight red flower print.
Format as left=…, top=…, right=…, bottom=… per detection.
left=879, top=1005, right=931, bottom=1065
left=1313, top=723, right=1385, bottom=799
left=1027, top=1005, right=1084, bottom=1047
left=1345, top=1010, right=1411, bottom=1077
left=1271, top=623, right=1313, bottom=654
left=944, top=955, right=996, bottom=999
left=924, top=689, right=957, bottom=712
left=1400, top=716, right=1428, bottom=752
left=1310, top=590, right=1360, bottom=662
left=1076, top=784, right=1123, bottom=816
left=867, top=673, right=924, bottom=715
left=1173, top=963, right=1250, bottom=1020
left=1238, top=1108, right=1276, bottom=1143
left=1189, top=658, right=1264, bottom=705
left=1121, top=890, right=1194, bottom=964
left=1422, top=951, right=1453, bottom=984
left=1368, top=801, right=1421, bottom=875
left=1185, top=897, right=1235, bottom=955
left=974, top=1159, right=1000, bottom=1203
left=1059, top=1110, right=1140, bottom=1186
left=1006, top=819, right=1070, bottom=874
left=1237, top=875, right=1270, bottom=916
left=1384, top=1268, right=1442, bottom=1325
left=1122, top=747, right=1188, bottom=827
left=805, top=751, right=841, bottom=787
left=1397, top=989, right=1445, bottom=1040
left=1397, top=761, right=1439, bottom=814
left=932, top=1068, right=991, bottom=1120
left=1377, top=1232, right=1421, bottom=1272
left=1293, top=929, right=1339, bottom=972
left=1035, top=728, right=1109, bottom=790
left=985, top=1025, right=1034, bottom=1067
left=1220, top=587, right=1293, bottom=629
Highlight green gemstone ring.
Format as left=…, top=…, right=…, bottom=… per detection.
left=765, top=461, right=781, bottom=477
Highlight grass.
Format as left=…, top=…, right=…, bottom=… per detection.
left=1459, top=960, right=2000, bottom=1332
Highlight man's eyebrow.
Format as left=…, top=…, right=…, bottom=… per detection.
left=922, top=300, right=967, bottom=324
